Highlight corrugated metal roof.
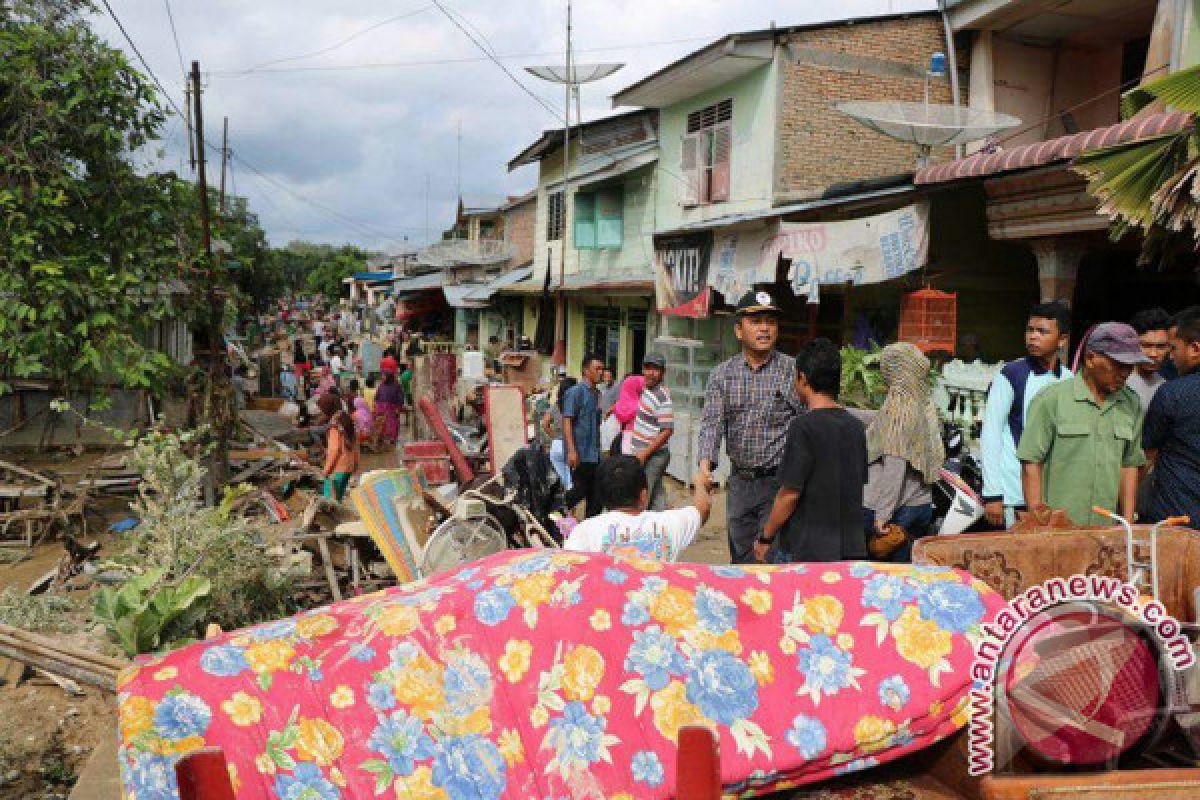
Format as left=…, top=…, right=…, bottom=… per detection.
left=465, top=266, right=535, bottom=301
left=915, top=111, right=1193, bottom=185
left=392, top=272, right=444, bottom=292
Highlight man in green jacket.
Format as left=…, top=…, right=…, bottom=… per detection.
left=1017, top=322, right=1150, bottom=526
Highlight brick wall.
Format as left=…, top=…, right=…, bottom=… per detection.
left=775, top=16, right=963, bottom=202
left=504, top=198, right=536, bottom=267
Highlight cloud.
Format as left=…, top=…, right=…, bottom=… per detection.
left=93, top=0, right=936, bottom=250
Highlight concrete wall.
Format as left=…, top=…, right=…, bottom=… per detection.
left=775, top=16, right=957, bottom=202
left=504, top=200, right=537, bottom=267
left=654, top=60, right=780, bottom=233
left=574, top=164, right=657, bottom=282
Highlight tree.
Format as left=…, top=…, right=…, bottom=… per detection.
left=0, top=0, right=185, bottom=397
left=1073, top=64, right=1200, bottom=263
left=271, top=241, right=373, bottom=302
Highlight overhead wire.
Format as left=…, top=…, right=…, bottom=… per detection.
left=162, top=0, right=187, bottom=81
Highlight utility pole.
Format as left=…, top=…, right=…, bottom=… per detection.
left=553, top=0, right=573, bottom=366
left=185, top=82, right=196, bottom=172
left=190, top=60, right=229, bottom=495
left=219, top=116, right=229, bottom=214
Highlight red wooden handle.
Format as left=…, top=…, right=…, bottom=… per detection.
left=175, top=749, right=237, bottom=800
left=676, top=724, right=721, bottom=800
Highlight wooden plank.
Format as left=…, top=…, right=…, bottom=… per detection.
left=316, top=536, right=342, bottom=602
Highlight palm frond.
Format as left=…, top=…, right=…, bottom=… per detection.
left=1073, top=133, right=1193, bottom=228
left=1121, top=64, right=1200, bottom=118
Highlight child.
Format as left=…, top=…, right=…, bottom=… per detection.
left=323, top=410, right=360, bottom=503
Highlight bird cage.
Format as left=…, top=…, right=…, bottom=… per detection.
left=898, top=288, right=957, bottom=354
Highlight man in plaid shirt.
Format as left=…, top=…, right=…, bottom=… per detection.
left=699, top=289, right=803, bottom=563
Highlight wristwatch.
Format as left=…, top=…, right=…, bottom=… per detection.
left=756, top=534, right=775, bottom=545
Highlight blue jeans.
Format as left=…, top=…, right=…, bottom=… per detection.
left=549, top=439, right=573, bottom=490
left=863, top=504, right=934, bottom=563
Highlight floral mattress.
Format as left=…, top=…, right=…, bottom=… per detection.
left=118, top=550, right=1002, bottom=799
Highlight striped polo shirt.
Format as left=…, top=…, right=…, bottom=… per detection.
left=631, top=385, right=674, bottom=454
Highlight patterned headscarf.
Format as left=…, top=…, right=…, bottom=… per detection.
left=866, top=342, right=945, bottom=484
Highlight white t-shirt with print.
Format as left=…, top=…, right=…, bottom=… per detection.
left=564, top=507, right=701, bottom=562
left=330, top=354, right=346, bottom=374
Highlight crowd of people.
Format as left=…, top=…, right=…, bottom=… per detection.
left=550, top=287, right=1200, bottom=567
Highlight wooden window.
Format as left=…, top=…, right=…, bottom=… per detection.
left=681, top=98, right=733, bottom=205
left=573, top=187, right=623, bottom=250
left=546, top=190, right=564, bottom=241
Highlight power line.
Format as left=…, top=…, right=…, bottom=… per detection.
left=207, top=34, right=718, bottom=76
left=432, top=0, right=564, bottom=123
left=99, top=0, right=188, bottom=120
left=238, top=4, right=433, bottom=75
left=162, top=0, right=186, bottom=80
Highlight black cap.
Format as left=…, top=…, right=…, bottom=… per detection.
left=643, top=352, right=667, bottom=368
left=735, top=289, right=781, bottom=316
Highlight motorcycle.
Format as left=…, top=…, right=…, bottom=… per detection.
left=932, top=421, right=986, bottom=536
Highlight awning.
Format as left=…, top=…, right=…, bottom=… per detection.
left=914, top=110, right=1193, bottom=185
left=352, top=270, right=394, bottom=282
left=465, top=266, right=534, bottom=301
left=391, top=272, right=444, bottom=292
left=442, top=284, right=488, bottom=309
left=545, top=141, right=658, bottom=192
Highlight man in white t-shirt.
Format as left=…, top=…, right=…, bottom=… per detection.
left=564, top=455, right=712, bottom=562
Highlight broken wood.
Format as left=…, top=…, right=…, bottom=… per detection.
left=0, top=623, right=127, bottom=692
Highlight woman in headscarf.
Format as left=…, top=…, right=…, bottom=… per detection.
left=609, top=374, right=646, bottom=456
left=863, top=342, right=945, bottom=562
left=374, top=370, right=405, bottom=445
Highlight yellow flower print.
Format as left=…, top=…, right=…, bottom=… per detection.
left=929, top=699, right=944, bottom=717
left=853, top=715, right=897, bottom=754
left=800, top=595, right=844, bottom=636
left=119, top=696, right=156, bottom=743
left=330, top=686, right=355, bottom=709
left=836, top=633, right=855, bottom=651
left=951, top=696, right=970, bottom=727
left=230, top=634, right=253, bottom=647
left=591, top=695, right=611, bottom=715
left=621, top=554, right=664, bottom=573
left=780, top=637, right=797, bottom=655
left=245, top=640, right=295, bottom=674
left=227, top=763, right=240, bottom=792
left=255, top=753, right=277, bottom=775
left=892, top=606, right=952, bottom=670
left=396, top=766, right=448, bottom=800
left=589, top=609, right=612, bottom=631
left=530, top=705, right=549, bottom=728
left=296, top=614, right=338, bottom=639
left=152, top=666, right=178, bottom=681
left=148, top=735, right=206, bottom=756
left=690, top=629, right=743, bottom=656
left=434, top=614, right=457, bottom=635
left=612, top=795, right=635, bottom=800
left=650, top=681, right=703, bottom=742
left=329, top=767, right=347, bottom=788
left=678, top=568, right=697, bottom=579
left=562, top=645, right=605, bottom=702
left=375, top=605, right=420, bottom=637
left=221, top=692, right=263, bottom=727
left=117, top=666, right=139, bottom=691
left=748, top=651, right=774, bottom=685
left=741, top=588, right=772, bottom=615
left=498, top=728, right=525, bottom=766
left=295, top=718, right=344, bottom=766
left=820, top=571, right=842, bottom=584
left=439, top=706, right=492, bottom=737
left=650, top=586, right=697, bottom=636
left=512, top=573, right=555, bottom=608
left=393, top=653, right=446, bottom=719
left=498, top=640, right=532, bottom=683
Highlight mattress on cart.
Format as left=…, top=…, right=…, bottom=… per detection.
left=118, top=550, right=1003, bottom=799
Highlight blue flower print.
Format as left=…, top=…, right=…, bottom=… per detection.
left=474, top=587, right=516, bottom=626
left=455, top=566, right=481, bottom=582
left=709, top=565, right=746, bottom=579
left=862, top=575, right=915, bottom=620
left=833, top=756, right=879, bottom=777
left=642, top=577, right=668, bottom=593
left=433, top=734, right=507, bottom=800
left=696, top=586, right=737, bottom=634
left=786, top=714, right=827, bottom=759
left=367, top=682, right=397, bottom=711
left=686, top=649, right=759, bottom=725
left=466, top=580, right=485, bottom=591
left=153, top=691, right=211, bottom=741
left=917, top=581, right=985, bottom=633
left=603, top=567, right=628, bottom=585
left=848, top=562, right=876, bottom=578
left=389, top=642, right=418, bottom=667
left=125, top=752, right=175, bottom=800
left=349, top=643, right=375, bottom=662
left=369, top=710, right=434, bottom=776
left=444, top=651, right=493, bottom=715
left=795, top=634, right=857, bottom=698
left=199, top=645, right=248, bottom=677
left=546, top=701, right=609, bottom=770
left=507, top=553, right=553, bottom=576
left=624, top=625, right=685, bottom=691
left=251, top=619, right=297, bottom=641
left=621, top=600, right=650, bottom=626
left=274, top=762, right=340, bottom=800
left=631, top=750, right=665, bottom=787
left=878, top=675, right=911, bottom=711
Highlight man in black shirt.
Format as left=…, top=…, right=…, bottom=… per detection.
left=755, top=338, right=867, bottom=563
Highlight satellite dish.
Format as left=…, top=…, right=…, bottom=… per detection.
left=525, top=63, right=624, bottom=84
left=836, top=101, right=1021, bottom=164
left=420, top=514, right=507, bottom=577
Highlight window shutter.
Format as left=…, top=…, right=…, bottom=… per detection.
left=680, top=132, right=701, bottom=206
left=574, top=192, right=596, bottom=249
left=596, top=187, right=623, bottom=249
left=710, top=121, right=732, bottom=202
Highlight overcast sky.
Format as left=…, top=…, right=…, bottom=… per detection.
left=92, top=0, right=937, bottom=252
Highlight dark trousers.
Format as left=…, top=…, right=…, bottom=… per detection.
left=726, top=473, right=780, bottom=564
left=567, top=461, right=602, bottom=519
left=863, top=503, right=934, bottom=563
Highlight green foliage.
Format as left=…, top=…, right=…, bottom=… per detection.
left=0, top=588, right=79, bottom=633
left=840, top=346, right=885, bottom=409
left=274, top=240, right=373, bottom=302
left=93, top=569, right=211, bottom=657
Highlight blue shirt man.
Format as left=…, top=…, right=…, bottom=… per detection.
left=562, top=353, right=605, bottom=518
left=980, top=303, right=1072, bottom=528
left=1144, top=306, right=1200, bottom=527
